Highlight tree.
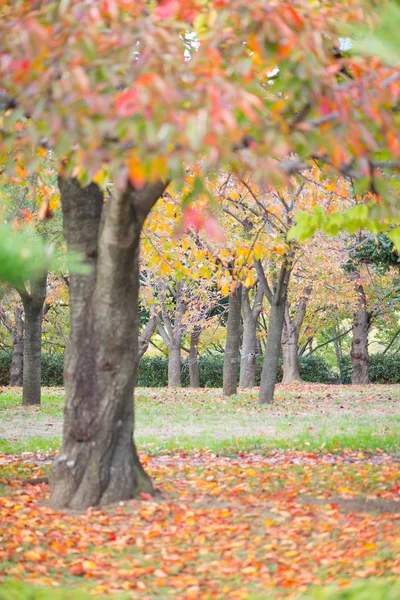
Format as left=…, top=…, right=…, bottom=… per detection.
left=1, top=0, right=399, bottom=508
left=239, top=284, right=264, bottom=388
left=281, top=286, right=311, bottom=384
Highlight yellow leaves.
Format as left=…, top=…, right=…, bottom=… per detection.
left=23, top=550, right=42, bottom=562
left=128, top=153, right=168, bottom=189
left=244, top=272, right=255, bottom=288
left=166, top=202, right=175, bottom=218
left=159, top=262, right=171, bottom=276
left=93, top=170, right=106, bottom=185
left=221, top=281, right=230, bottom=296
left=253, top=242, right=264, bottom=261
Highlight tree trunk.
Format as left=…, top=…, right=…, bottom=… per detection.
left=333, top=325, right=344, bottom=382
left=351, top=281, right=370, bottom=385
left=239, top=285, right=263, bottom=388
left=50, top=177, right=166, bottom=510
left=20, top=274, right=47, bottom=405
left=259, top=300, right=286, bottom=404
left=139, top=316, right=157, bottom=359
left=189, top=327, right=201, bottom=387
left=239, top=316, right=257, bottom=388
left=223, top=284, right=242, bottom=396
left=9, top=305, right=24, bottom=386
left=281, top=319, right=302, bottom=383
left=168, top=343, right=182, bottom=387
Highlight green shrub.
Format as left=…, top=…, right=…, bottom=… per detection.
left=0, top=349, right=12, bottom=386
left=340, top=354, right=400, bottom=384
left=298, top=354, right=335, bottom=383
left=0, top=351, right=64, bottom=386
left=0, top=351, right=335, bottom=387
left=137, top=355, right=168, bottom=387
left=137, top=353, right=333, bottom=387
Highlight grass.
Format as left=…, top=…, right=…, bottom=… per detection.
left=1, top=386, right=399, bottom=599
left=0, top=385, right=399, bottom=455
left=2, top=577, right=400, bottom=599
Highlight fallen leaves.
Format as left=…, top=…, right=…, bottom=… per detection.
left=0, top=450, right=399, bottom=597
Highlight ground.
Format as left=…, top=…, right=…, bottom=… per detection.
left=0, top=384, right=399, bottom=599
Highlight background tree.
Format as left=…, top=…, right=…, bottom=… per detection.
left=1, top=0, right=399, bottom=509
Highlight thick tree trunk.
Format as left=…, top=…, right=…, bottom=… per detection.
left=259, top=300, right=286, bottom=404
left=10, top=305, right=24, bottom=386
left=168, top=343, right=182, bottom=387
left=223, top=284, right=242, bottom=396
left=351, top=281, right=370, bottom=385
left=281, top=320, right=301, bottom=383
left=50, top=178, right=166, bottom=510
left=189, top=327, right=201, bottom=387
left=20, top=275, right=47, bottom=405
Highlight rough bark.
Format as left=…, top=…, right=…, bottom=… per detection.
left=10, top=305, right=24, bottom=386
left=255, top=258, right=292, bottom=405
left=239, top=285, right=263, bottom=388
left=281, top=287, right=311, bottom=384
left=351, top=277, right=370, bottom=385
left=50, top=177, right=166, bottom=510
left=259, top=300, right=286, bottom=404
left=189, top=326, right=201, bottom=388
left=223, top=284, right=242, bottom=396
left=19, top=273, right=47, bottom=406
left=168, top=344, right=182, bottom=387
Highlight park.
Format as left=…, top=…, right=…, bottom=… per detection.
left=0, top=0, right=400, bottom=598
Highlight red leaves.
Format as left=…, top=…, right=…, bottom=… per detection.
left=115, top=88, right=139, bottom=118
left=182, top=207, right=225, bottom=242
left=154, top=0, right=179, bottom=21
left=1, top=450, right=400, bottom=596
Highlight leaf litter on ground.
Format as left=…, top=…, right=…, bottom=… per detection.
left=0, top=449, right=399, bottom=599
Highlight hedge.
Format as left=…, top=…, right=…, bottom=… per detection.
left=3, top=350, right=399, bottom=387
left=0, top=350, right=64, bottom=386
left=340, top=354, right=400, bottom=384
left=0, top=350, right=334, bottom=387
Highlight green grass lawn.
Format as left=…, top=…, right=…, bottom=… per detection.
left=0, top=384, right=399, bottom=455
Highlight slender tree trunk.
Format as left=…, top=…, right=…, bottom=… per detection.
left=351, top=281, right=370, bottom=385
left=223, top=284, right=242, bottom=396
left=9, top=305, right=24, bottom=386
left=50, top=177, right=166, bottom=510
left=20, top=274, right=47, bottom=406
left=239, top=285, right=263, bottom=388
left=168, top=343, right=182, bottom=387
left=189, top=327, right=201, bottom=387
left=139, top=316, right=157, bottom=359
left=259, top=300, right=286, bottom=404
left=239, top=316, right=257, bottom=388
left=333, top=325, right=344, bottom=382
left=281, top=320, right=301, bottom=384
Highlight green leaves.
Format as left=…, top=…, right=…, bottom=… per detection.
left=0, top=225, right=51, bottom=287
left=288, top=204, right=391, bottom=243
left=0, top=224, right=90, bottom=288
left=352, top=1, right=400, bottom=66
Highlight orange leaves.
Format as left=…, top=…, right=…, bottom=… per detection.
left=1, top=450, right=400, bottom=598
left=127, top=152, right=168, bottom=188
